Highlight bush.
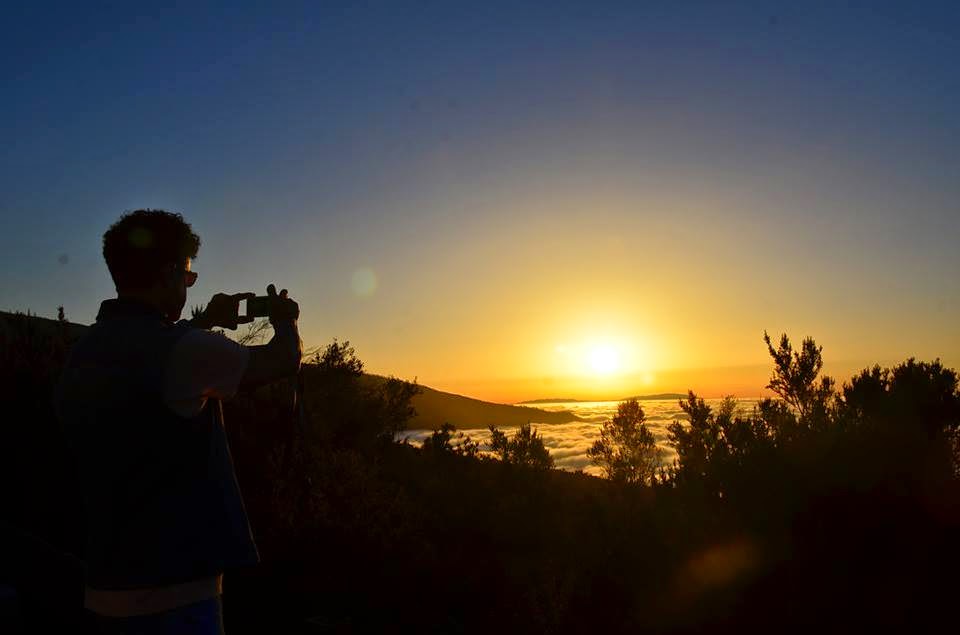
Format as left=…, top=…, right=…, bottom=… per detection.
left=488, top=423, right=554, bottom=469
left=666, top=333, right=960, bottom=500
left=300, top=339, right=419, bottom=452
left=421, top=422, right=480, bottom=458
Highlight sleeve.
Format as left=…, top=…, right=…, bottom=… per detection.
left=162, top=329, right=251, bottom=419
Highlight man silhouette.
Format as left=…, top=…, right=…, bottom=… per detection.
left=55, top=209, right=302, bottom=634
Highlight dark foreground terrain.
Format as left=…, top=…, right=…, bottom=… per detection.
left=2, top=311, right=958, bottom=633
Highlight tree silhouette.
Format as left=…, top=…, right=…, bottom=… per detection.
left=763, top=331, right=835, bottom=426
left=488, top=423, right=554, bottom=469
left=301, top=339, right=419, bottom=452
left=311, top=339, right=364, bottom=376
left=838, top=357, right=960, bottom=477
left=587, top=399, right=662, bottom=485
left=421, top=422, right=480, bottom=458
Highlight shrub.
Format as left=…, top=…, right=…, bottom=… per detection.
left=422, top=422, right=480, bottom=458
left=300, top=339, right=419, bottom=452
left=488, top=423, right=554, bottom=469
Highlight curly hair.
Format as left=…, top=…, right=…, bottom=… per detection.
left=102, top=209, right=201, bottom=291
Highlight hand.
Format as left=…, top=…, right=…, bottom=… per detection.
left=266, top=283, right=299, bottom=324
left=197, top=292, right=256, bottom=330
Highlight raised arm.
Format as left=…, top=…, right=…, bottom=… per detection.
left=239, top=284, right=302, bottom=390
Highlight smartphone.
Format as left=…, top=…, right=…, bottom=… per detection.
left=245, top=296, right=271, bottom=318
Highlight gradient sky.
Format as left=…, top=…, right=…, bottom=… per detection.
left=3, top=2, right=958, bottom=402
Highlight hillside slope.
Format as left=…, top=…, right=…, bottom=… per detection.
left=361, top=375, right=585, bottom=430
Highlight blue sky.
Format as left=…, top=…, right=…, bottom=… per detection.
left=3, top=2, right=958, bottom=399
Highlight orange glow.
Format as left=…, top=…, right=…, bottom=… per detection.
left=284, top=184, right=958, bottom=404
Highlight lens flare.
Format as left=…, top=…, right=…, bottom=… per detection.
left=351, top=267, right=378, bottom=297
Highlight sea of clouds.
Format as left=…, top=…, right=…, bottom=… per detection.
left=402, top=398, right=761, bottom=476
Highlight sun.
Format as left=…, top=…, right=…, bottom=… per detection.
left=588, top=345, right=621, bottom=375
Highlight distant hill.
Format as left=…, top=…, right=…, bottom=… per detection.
left=619, top=393, right=687, bottom=401
left=362, top=376, right=586, bottom=430
left=0, top=310, right=89, bottom=342
left=519, top=393, right=687, bottom=404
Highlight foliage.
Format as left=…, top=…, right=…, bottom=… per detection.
left=0, top=312, right=87, bottom=632
left=763, top=330, right=835, bottom=427
left=839, top=358, right=960, bottom=436
left=311, top=338, right=364, bottom=376
left=665, top=333, right=960, bottom=501
left=421, top=422, right=480, bottom=458
left=835, top=357, right=960, bottom=479
left=665, top=392, right=778, bottom=499
left=488, top=423, right=554, bottom=469
left=236, top=318, right=272, bottom=345
left=587, top=399, right=662, bottom=485
left=6, top=313, right=960, bottom=633
left=300, top=339, right=419, bottom=452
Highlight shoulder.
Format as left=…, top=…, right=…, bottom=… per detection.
left=171, top=328, right=249, bottom=363
left=163, top=329, right=251, bottom=406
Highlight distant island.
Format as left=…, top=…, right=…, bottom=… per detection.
left=619, top=393, right=688, bottom=401
left=518, top=393, right=687, bottom=404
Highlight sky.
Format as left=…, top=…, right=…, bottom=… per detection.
left=2, top=1, right=958, bottom=402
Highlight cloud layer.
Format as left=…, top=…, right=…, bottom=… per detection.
left=402, top=398, right=759, bottom=476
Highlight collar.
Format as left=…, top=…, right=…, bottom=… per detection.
left=96, top=297, right=170, bottom=323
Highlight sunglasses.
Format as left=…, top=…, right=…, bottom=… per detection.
left=173, top=265, right=198, bottom=287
